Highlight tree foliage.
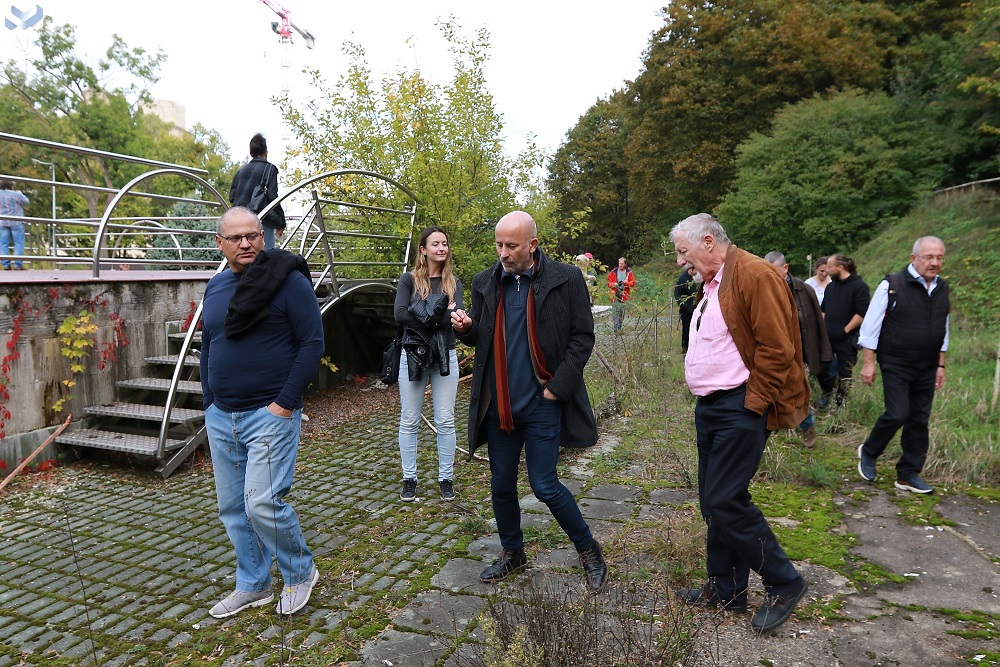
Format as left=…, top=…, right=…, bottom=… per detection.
left=715, top=89, right=949, bottom=267
left=548, top=0, right=994, bottom=266
left=547, top=92, right=653, bottom=266
left=281, top=21, right=545, bottom=280
left=1, top=17, right=236, bottom=225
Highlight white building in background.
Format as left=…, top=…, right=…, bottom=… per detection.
left=143, top=99, right=187, bottom=138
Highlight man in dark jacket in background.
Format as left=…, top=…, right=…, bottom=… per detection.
left=229, top=133, right=286, bottom=250
left=674, top=265, right=700, bottom=353
left=451, top=210, right=608, bottom=592
left=821, top=254, right=870, bottom=407
left=766, top=251, right=834, bottom=447
left=857, top=237, right=950, bottom=495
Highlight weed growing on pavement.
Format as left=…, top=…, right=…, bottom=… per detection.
left=469, top=569, right=699, bottom=667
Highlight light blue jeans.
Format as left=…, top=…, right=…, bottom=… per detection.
left=0, top=224, right=25, bottom=269
left=205, top=403, right=314, bottom=592
left=263, top=226, right=276, bottom=250
left=398, top=348, right=459, bottom=481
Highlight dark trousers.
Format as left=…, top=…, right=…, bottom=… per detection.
left=680, top=310, right=693, bottom=352
left=695, top=386, right=802, bottom=602
left=829, top=338, right=858, bottom=396
left=861, top=360, right=937, bottom=479
left=486, top=399, right=593, bottom=553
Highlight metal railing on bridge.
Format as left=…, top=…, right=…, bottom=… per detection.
left=1, top=131, right=419, bottom=475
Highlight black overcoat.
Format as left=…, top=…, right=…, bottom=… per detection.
left=457, top=250, right=598, bottom=459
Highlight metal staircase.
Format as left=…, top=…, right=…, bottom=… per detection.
left=53, top=169, right=418, bottom=478
left=55, top=345, right=207, bottom=477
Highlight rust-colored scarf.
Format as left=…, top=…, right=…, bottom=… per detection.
left=493, top=259, right=552, bottom=432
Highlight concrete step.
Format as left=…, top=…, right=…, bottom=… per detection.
left=144, top=354, right=200, bottom=367
left=85, top=402, right=204, bottom=425
left=56, top=429, right=187, bottom=455
left=168, top=331, right=202, bottom=343
left=117, top=378, right=202, bottom=394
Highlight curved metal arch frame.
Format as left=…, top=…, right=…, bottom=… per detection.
left=156, top=168, right=419, bottom=462
left=109, top=219, right=183, bottom=261
left=93, top=168, right=229, bottom=278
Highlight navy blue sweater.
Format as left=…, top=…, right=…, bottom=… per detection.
left=201, top=269, right=324, bottom=411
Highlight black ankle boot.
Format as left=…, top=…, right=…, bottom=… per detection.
left=479, top=549, right=527, bottom=583
left=579, top=539, right=608, bottom=591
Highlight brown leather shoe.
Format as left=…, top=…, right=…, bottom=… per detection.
left=801, top=425, right=817, bottom=448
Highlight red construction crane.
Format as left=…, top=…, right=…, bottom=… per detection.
left=259, top=0, right=315, bottom=49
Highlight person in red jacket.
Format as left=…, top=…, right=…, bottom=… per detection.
left=607, top=257, right=636, bottom=331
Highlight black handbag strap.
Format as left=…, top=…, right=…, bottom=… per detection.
left=257, top=163, right=272, bottom=193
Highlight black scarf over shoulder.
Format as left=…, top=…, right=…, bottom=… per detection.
left=224, top=249, right=312, bottom=340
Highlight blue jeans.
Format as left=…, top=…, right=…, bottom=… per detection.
left=205, top=403, right=314, bottom=592
left=695, top=386, right=803, bottom=601
left=263, top=226, right=276, bottom=250
left=0, top=224, right=25, bottom=268
left=398, top=349, right=458, bottom=481
left=486, top=398, right=593, bottom=552
left=611, top=301, right=626, bottom=330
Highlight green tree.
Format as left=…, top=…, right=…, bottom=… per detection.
left=281, top=21, right=544, bottom=279
left=147, top=201, right=220, bottom=269
left=626, top=0, right=896, bottom=225
left=1, top=17, right=236, bottom=225
left=547, top=92, right=654, bottom=264
left=715, top=89, right=948, bottom=267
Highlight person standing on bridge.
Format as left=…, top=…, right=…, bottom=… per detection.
left=0, top=178, right=29, bottom=270
left=229, top=133, right=286, bottom=250
left=394, top=226, right=464, bottom=502
left=201, top=207, right=324, bottom=618
left=451, top=211, right=608, bottom=592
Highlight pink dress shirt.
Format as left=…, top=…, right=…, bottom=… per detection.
left=684, top=263, right=751, bottom=396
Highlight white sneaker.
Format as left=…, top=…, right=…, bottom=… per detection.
left=209, top=589, right=274, bottom=618
left=276, top=566, right=320, bottom=615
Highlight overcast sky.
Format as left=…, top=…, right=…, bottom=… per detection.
left=2, top=1, right=665, bottom=165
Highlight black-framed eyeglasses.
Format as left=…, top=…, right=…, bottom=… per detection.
left=217, top=232, right=263, bottom=245
left=696, top=298, right=708, bottom=331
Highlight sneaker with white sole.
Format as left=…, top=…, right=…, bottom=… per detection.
left=209, top=589, right=274, bottom=619
left=276, top=566, right=320, bottom=615
left=895, top=476, right=934, bottom=494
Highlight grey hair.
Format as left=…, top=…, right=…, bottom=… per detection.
left=669, top=213, right=731, bottom=246
left=913, top=236, right=945, bottom=255
left=217, top=206, right=263, bottom=235
left=764, top=251, right=786, bottom=265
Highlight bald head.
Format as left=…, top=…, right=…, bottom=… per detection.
left=495, top=210, right=539, bottom=275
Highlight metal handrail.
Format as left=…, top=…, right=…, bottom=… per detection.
left=155, top=168, right=419, bottom=458
left=0, top=131, right=209, bottom=174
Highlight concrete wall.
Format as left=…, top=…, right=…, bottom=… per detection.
left=0, top=272, right=212, bottom=473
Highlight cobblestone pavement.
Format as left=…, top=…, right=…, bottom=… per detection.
left=2, top=313, right=998, bottom=666
left=0, top=383, right=696, bottom=666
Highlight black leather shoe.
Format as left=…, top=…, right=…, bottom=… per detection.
left=751, top=579, right=809, bottom=634
left=479, top=549, right=527, bottom=583
left=676, top=584, right=748, bottom=612
left=579, top=539, right=609, bottom=591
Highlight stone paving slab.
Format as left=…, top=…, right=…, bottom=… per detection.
left=392, top=590, right=487, bottom=636
left=3, top=370, right=1000, bottom=666
left=844, top=490, right=1000, bottom=614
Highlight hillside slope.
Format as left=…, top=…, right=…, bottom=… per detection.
left=852, top=189, right=1000, bottom=327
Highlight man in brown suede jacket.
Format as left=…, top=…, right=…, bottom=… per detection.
left=670, top=213, right=810, bottom=635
